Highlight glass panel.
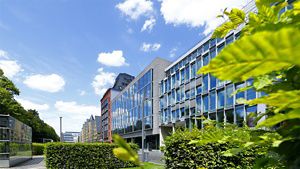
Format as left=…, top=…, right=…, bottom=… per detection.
left=210, top=74, right=216, bottom=89
left=0, top=116, right=9, bottom=127
left=209, top=112, right=216, bottom=120
left=226, top=34, right=234, bottom=45
left=190, top=87, right=195, bottom=99
left=202, top=95, right=209, bottom=113
left=209, top=91, right=216, bottom=112
left=180, top=108, right=185, bottom=117
left=196, top=58, right=201, bottom=70
left=235, top=83, right=245, bottom=103
left=217, top=43, right=225, bottom=53
left=180, top=69, right=185, bottom=84
left=217, top=110, right=224, bottom=123
left=191, top=62, right=196, bottom=79
left=236, top=105, right=245, bottom=127
left=225, top=84, right=234, bottom=108
left=203, top=53, right=209, bottom=66
left=203, top=75, right=209, bottom=93
left=246, top=106, right=257, bottom=127
left=0, top=128, right=9, bottom=140
left=210, top=47, right=216, bottom=59
left=196, top=118, right=202, bottom=129
left=196, top=95, right=201, bottom=114
left=190, top=107, right=196, bottom=115
left=185, top=65, right=190, bottom=81
left=203, top=42, right=209, bottom=51
left=225, top=109, right=234, bottom=124
left=217, top=89, right=225, bottom=109
left=196, top=85, right=202, bottom=95
left=210, top=38, right=216, bottom=47
left=185, top=90, right=190, bottom=100
left=176, top=88, right=180, bottom=102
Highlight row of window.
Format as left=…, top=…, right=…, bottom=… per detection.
left=162, top=105, right=257, bottom=128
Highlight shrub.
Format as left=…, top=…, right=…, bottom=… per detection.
left=32, top=143, right=44, bottom=155
left=162, top=127, right=271, bottom=169
left=45, top=142, right=139, bottom=169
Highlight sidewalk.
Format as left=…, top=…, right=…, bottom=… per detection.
left=7, top=156, right=46, bottom=169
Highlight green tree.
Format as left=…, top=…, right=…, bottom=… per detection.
left=198, top=0, right=300, bottom=168
left=0, top=69, right=59, bottom=142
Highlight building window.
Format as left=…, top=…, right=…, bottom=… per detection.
left=209, top=91, right=216, bottom=112
left=235, top=105, right=245, bottom=127
left=210, top=38, right=216, bottom=47
left=226, top=34, right=234, bottom=45
left=225, top=109, right=234, bottom=124
left=190, top=87, right=195, bottom=99
left=196, top=58, right=202, bottom=71
left=203, top=42, right=209, bottom=51
left=235, top=83, right=245, bottom=103
left=210, top=74, right=217, bottom=89
left=176, top=71, right=180, bottom=86
left=225, top=84, right=234, bottom=108
left=191, top=62, right=196, bottom=79
left=180, top=108, right=185, bottom=117
left=185, top=106, right=189, bottom=117
left=202, top=95, right=209, bottom=113
left=203, top=53, right=209, bottom=66
left=171, top=89, right=175, bottom=105
left=196, top=95, right=201, bottom=114
left=209, top=112, right=216, bottom=120
left=246, top=106, right=257, bottom=127
left=217, top=110, right=224, bottom=123
left=203, top=74, right=209, bottom=93
left=210, top=47, right=216, bottom=59
left=176, top=88, right=180, bottom=103
left=181, top=87, right=185, bottom=101
left=185, top=90, right=190, bottom=100
left=185, top=65, right=190, bottom=81
left=171, top=74, right=175, bottom=89
left=190, top=107, right=196, bottom=115
left=180, top=68, right=185, bottom=84
left=217, top=89, right=225, bottom=109
left=196, top=85, right=202, bottom=95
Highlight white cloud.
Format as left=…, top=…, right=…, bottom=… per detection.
left=92, top=68, right=116, bottom=96
left=0, top=49, right=8, bottom=59
left=55, top=101, right=99, bottom=115
left=140, top=42, right=161, bottom=52
left=97, top=50, right=128, bottom=67
left=23, top=74, right=65, bottom=93
left=16, top=98, right=49, bottom=111
left=141, top=18, right=156, bottom=32
left=160, top=0, right=246, bottom=34
left=169, top=47, right=177, bottom=58
left=116, top=0, right=154, bottom=20
left=0, top=60, right=22, bottom=78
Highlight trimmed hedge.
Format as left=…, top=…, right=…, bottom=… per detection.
left=162, top=128, right=266, bottom=169
left=45, top=143, right=139, bottom=169
left=33, top=143, right=45, bottom=155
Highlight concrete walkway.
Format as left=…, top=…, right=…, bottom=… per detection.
left=8, top=156, right=46, bottom=169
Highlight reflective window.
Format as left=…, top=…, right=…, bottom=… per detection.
left=180, top=69, right=185, bottom=84
left=203, top=53, right=209, bottom=66
left=181, top=87, right=185, bottom=101
left=210, top=38, right=216, bottom=47
left=196, top=95, right=201, bottom=114
left=210, top=47, right=216, bottom=59
left=185, top=65, right=190, bottom=80
left=203, top=42, right=209, bottom=51
left=176, top=71, right=180, bottom=86
left=209, top=91, right=216, bottom=112
left=171, top=74, right=175, bottom=89
left=236, top=105, right=245, bottom=127
left=196, top=58, right=202, bottom=71
left=185, top=90, right=190, bottom=100
left=217, top=89, right=225, bottom=109
left=246, top=106, right=257, bottom=127
left=209, top=112, right=216, bottom=120
left=217, top=110, right=224, bottom=123
left=216, top=37, right=223, bottom=43
left=217, top=43, right=225, bottom=53
left=202, top=95, right=209, bottom=113
left=190, top=87, right=195, bottom=99
left=247, top=88, right=256, bottom=100
left=210, top=74, right=217, bottom=89
left=225, top=109, right=234, bottom=124
left=225, top=84, right=234, bottom=108
left=235, top=83, right=245, bottom=103
left=171, top=89, right=175, bottom=105
left=191, top=62, right=196, bottom=79
left=185, top=106, right=189, bottom=117
left=180, top=108, right=185, bottom=117
left=176, top=88, right=180, bottom=102
left=203, top=75, right=209, bottom=93
left=196, top=85, right=202, bottom=95
left=190, top=107, right=196, bottom=115
left=226, top=34, right=234, bottom=45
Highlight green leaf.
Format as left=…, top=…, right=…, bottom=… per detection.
left=198, top=27, right=300, bottom=81
left=253, top=75, right=274, bottom=90
left=228, top=8, right=246, bottom=26
left=248, top=90, right=300, bottom=112
left=212, top=22, right=234, bottom=38
left=257, top=109, right=300, bottom=127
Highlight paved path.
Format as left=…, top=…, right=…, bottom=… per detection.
left=9, top=156, right=46, bottom=169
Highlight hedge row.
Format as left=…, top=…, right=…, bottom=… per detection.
left=33, top=143, right=45, bottom=155
left=162, top=128, right=266, bottom=169
left=45, top=143, right=139, bottom=169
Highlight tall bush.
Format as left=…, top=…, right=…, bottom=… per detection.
left=162, top=126, right=274, bottom=169
left=32, top=143, right=44, bottom=155
left=45, top=142, right=139, bottom=169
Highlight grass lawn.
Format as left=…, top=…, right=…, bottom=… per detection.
left=122, top=162, right=164, bottom=169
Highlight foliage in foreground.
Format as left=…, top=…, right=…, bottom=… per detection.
left=198, top=0, right=300, bottom=168
left=0, top=69, right=59, bottom=142
left=45, top=142, right=139, bottom=169
left=121, top=162, right=164, bottom=169
left=162, top=126, right=279, bottom=169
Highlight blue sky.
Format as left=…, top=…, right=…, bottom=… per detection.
left=0, top=0, right=246, bottom=134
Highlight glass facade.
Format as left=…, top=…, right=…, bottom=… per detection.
left=160, top=29, right=261, bottom=129
left=112, top=70, right=153, bottom=135
left=0, top=115, right=32, bottom=168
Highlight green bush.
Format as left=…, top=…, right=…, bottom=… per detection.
left=162, top=127, right=269, bottom=169
left=32, top=143, right=44, bottom=155
left=45, top=142, right=139, bottom=169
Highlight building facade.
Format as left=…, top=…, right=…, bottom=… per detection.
left=158, top=0, right=265, bottom=143
left=80, top=115, right=101, bottom=143
left=100, top=73, right=134, bottom=142
left=62, top=132, right=80, bottom=143
left=112, top=58, right=171, bottom=150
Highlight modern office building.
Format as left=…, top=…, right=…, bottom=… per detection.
left=158, top=0, right=265, bottom=143
left=112, top=57, right=171, bottom=149
left=80, top=115, right=101, bottom=143
left=62, top=132, right=80, bottom=143
left=100, top=73, right=134, bottom=143
left=0, top=114, right=32, bottom=168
